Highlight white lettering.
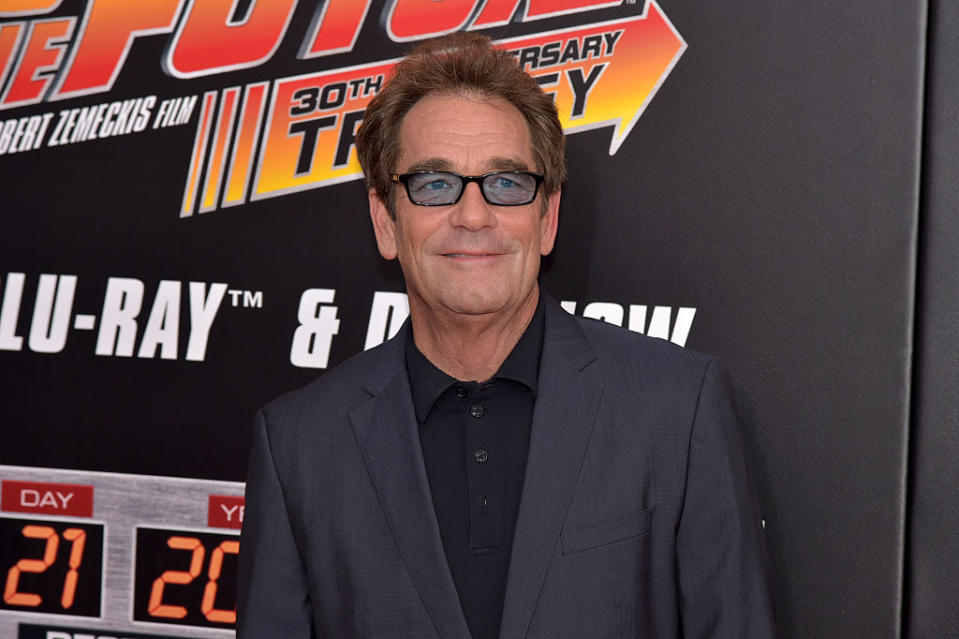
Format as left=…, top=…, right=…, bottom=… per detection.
left=290, top=288, right=340, bottom=368
left=0, top=272, right=26, bottom=350
left=560, top=300, right=696, bottom=347
left=28, top=274, right=77, bottom=353
left=20, top=489, right=39, bottom=507
left=583, top=301, right=623, bottom=326
left=95, top=278, right=145, bottom=357
left=56, top=491, right=74, bottom=509
left=186, top=282, right=228, bottom=361
left=667, top=307, right=696, bottom=347
left=138, top=280, right=181, bottom=359
left=630, top=305, right=696, bottom=347
left=364, top=291, right=409, bottom=349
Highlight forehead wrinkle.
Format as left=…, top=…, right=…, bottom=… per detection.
left=397, top=94, right=535, bottom=175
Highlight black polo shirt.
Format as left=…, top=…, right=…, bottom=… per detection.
left=405, top=298, right=544, bottom=639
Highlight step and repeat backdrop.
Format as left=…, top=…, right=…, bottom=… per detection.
left=0, top=1, right=936, bottom=637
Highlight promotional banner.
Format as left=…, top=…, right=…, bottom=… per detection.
left=0, top=1, right=927, bottom=637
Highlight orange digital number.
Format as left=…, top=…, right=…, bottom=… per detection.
left=3, top=525, right=59, bottom=606
left=201, top=539, right=239, bottom=623
left=60, top=528, right=86, bottom=608
left=147, top=536, right=205, bottom=618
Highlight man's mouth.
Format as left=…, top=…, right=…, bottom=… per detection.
left=441, top=252, right=500, bottom=258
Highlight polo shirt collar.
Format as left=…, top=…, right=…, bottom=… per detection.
left=405, top=295, right=545, bottom=423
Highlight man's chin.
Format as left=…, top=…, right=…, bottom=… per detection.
left=435, top=288, right=537, bottom=320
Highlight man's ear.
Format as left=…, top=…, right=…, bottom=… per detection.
left=539, top=188, right=561, bottom=256
left=369, top=189, right=398, bottom=260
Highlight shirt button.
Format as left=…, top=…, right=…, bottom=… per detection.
left=455, top=386, right=467, bottom=399
left=474, top=449, right=488, bottom=463
left=470, top=404, right=485, bottom=418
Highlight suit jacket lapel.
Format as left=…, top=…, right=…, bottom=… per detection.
left=499, top=298, right=605, bottom=639
left=350, top=328, right=472, bottom=639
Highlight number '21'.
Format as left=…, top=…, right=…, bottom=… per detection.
left=3, top=525, right=86, bottom=608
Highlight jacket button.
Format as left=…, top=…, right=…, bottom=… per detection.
left=474, top=449, right=488, bottom=463
left=455, top=386, right=467, bottom=399
left=470, top=404, right=485, bottom=418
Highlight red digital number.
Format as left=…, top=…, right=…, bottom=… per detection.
left=61, top=528, right=86, bottom=608
left=148, top=536, right=205, bottom=618
left=147, top=534, right=238, bottom=622
left=3, top=525, right=58, bottom=606
left=201, top=539, right=239, bottom=623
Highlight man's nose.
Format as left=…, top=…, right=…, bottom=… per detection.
left=449, top=182, right=496, bottom=230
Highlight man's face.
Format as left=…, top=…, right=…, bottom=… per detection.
left=369, top=92, right=560, bottom=321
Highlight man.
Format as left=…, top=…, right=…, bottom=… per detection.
left=237, top=32, right=774, bottom=638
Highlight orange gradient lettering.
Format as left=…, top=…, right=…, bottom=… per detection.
left=0, top=0, right=61, bottom=17
left=200, top=86, right=239, bottom=212
left=470, top=0, right=519, bottom=28
left=166, top=0, right=296, bottom=78
left=0, top=17, right=73, bottom=109
left=180, top=90, right=217, bottom=217
left=253, top=62, right=389, bottom=201
left=299, top=0, right=371, bottom=58
left=182, top=0, right=685, bottom=215
left=223, top=82, right=268, bottom=207
left=0, top=22, right=24, bottom=90
left=386, top=0, right=478, bottom=41
left=52, top=0, right=182, bottom=100
left=472, top=0, right=620, bottom=28
left=501, top=1, right=684, bottom=154
left=525, top=0, right=622, bottom=21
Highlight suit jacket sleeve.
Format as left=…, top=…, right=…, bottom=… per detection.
left=676, top=359, right=776, bottom=638
left=237, top=409, right=315, bottom=638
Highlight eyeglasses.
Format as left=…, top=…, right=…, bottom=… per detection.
left=391, top=170, right=545, bottom=206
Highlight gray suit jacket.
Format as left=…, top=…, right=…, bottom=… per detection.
left=237, top=296, right=775, bottom=638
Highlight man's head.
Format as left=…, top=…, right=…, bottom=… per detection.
left=357, top=32, right=565, bottom=323
left=356, top=32, right=566, bottom=218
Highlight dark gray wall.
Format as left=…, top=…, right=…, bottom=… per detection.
left=905, top=1, right=959, bottom=636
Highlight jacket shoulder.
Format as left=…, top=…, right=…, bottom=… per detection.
left=573, top=314, right=713, bottom=377
left=258, top=337, right=400, bottom=434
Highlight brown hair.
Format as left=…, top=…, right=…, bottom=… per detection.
left=355, top=32, right=565, bottom=217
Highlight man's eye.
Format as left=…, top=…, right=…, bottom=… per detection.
left=410, top=174, right=455, bottom=192
left=495, top=176, right=518, bottom=188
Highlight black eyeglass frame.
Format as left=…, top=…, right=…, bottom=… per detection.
left=391, top=170, right=546, bottom=206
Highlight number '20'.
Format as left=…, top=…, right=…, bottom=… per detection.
left=148, top=535, right=239, bottom=623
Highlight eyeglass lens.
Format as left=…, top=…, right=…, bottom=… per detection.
left=405, top=171, right=538, bottom=205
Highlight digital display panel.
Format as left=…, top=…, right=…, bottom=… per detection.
left=133, top=526, right=239, bottom=629
left=0, top=517, right=103, bottom=617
